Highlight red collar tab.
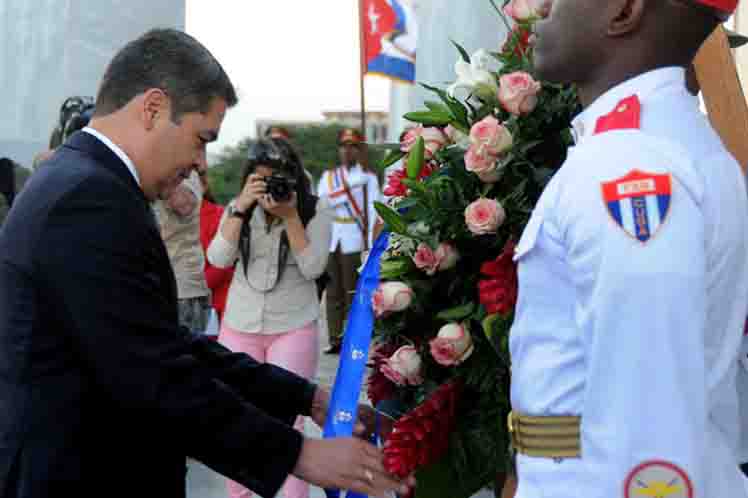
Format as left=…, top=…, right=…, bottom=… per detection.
left=593, top=95, right=642, bottom=135
left=696, top=0, right=738, bottom=14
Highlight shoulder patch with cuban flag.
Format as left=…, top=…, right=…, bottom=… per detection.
left=601, top=169, right=672, bottom=243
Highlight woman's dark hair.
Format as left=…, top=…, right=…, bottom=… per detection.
left=238, top=138, right=317, bottom=287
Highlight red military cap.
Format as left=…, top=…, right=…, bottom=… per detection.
left=697, top=0, right=738, bottom=15
left=266, top=126, right=292, bottom=141
left=337, top=128, right=365, bottom=146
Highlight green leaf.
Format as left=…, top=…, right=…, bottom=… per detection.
left=407, top=137, right=425, bottom=180
left=482, top=313, right=512, bottom=356
left=482, top=314, right=501, bottom=340
left=424, top=101, right=453, bottom=117
left=415, top=454, right=486, bottom=498
left=404, top=110, right=453, bottom=126
left=375, top=201, right=408, bottom=235
left=450, top=39, right=471, bottom=64
left=400, top=178, right=427, bottom=194
left=392, top=196, right=418, bottom=211
left=379, top=258, right=415, bottom=280
left=437, top=303, right=476, bottom=321
left=518, top=139, right=543, bottom=155
left=377, top=149, right=406, bottom=172
left=421, top=83, right=470, bottom=127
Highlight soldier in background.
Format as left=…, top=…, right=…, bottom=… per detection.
left=317, top=129, right=381, bottom=354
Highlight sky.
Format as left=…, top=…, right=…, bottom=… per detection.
left=186, top=1, right=391, bottom=155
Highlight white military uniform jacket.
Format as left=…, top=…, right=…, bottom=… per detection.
left=317, top=164, right=381, bottom=254
left=510, top=67, right=748, bottom=497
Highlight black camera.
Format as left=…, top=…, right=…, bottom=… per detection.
left=265, top=175, right=296, bottom=202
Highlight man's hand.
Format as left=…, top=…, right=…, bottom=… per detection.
left=166, top=185, right=198, bottom=217
left=310, top=388, right=394, bottom=440
left=309, top=387, right=331, bottom=428
left=293, top=437, right=415, bottom=498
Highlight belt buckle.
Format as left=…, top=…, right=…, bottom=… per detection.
left=507, top=411, right=521, bottom=453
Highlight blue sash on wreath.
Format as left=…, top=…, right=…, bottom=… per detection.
left=323, top=231, right=390, bottom=498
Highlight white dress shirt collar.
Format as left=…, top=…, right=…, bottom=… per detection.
left=571, top=66, right=686, bottom=144
left=82, top=127, right=141, bottom=186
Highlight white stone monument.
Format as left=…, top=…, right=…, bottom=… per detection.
left=388, top=0, right=509, bottom=142
left=0, top=0, right=185, bottom=167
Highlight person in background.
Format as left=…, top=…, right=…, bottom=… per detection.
left=155, top=170, right=212, bottom=334
left=33, top=96, right=96, bottom=170
left=317, top=128, right=381, bottom=354
left=199, top=170, right=234, bottom=326
left=0, top=158, right=16, bottom=210
left=207, top=138, right=334, bottom=498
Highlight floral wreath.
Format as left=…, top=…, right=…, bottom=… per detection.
left=366, top=1, right=580, bottom=496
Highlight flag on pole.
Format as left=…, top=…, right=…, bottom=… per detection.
left=361, top=0, right=417, bottom=83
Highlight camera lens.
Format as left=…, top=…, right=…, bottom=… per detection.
left=266, top=175, right=293, bottom=202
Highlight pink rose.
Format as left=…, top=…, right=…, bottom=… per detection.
left=469, top=116, right=513, bottom=157
left=429, top=323, right=474, bottom=366
left=372, top=281, right=414, bottom=318
left=435, top=243, right=460, bottom=271
left=381, top=345, right=423, bottom=386
left=503, top=0, right=551, bottom=21
left=464, top=144, right=498, bottom=175
left=465, top=198, right=506, bottom=235
left=400, top=125, right=449, bottom=159
left=413, top=243, right=442, bottom=275
left=498, top=72, right=542, bottom=116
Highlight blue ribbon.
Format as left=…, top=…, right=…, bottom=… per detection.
left=323, top=231, right=390, bottom=498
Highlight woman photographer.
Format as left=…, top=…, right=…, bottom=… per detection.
left=207, top=138, right=332, bottom=498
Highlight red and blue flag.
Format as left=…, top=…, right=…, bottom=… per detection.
left=362, top=0, right=417, bottom=83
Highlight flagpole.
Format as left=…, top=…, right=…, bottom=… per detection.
left=358, top=0, right=368, bottom=140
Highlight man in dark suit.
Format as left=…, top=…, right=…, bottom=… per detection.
left=0, top=29, right=409, bottom=498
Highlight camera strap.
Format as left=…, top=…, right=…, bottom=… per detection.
left=336, top=167, right=369, bottom=250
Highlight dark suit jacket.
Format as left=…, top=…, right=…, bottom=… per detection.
left=0, top=132, right=315, bottom=498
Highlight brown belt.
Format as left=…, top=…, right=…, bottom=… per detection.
left=334, top=216, right=358, bottom=224
left=508, top=411, right=581, bottom=458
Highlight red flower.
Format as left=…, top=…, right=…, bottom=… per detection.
left=502, top=24, right=532, bottom=58
left=478, top=240, right=518, bottom=315
left=383, top=380, right=462, bottom=479
left=366, top=342, right=399, bottom=406
left=384, top=168, right=408, bottom=197
left=383, top=163, right=437, bottom=198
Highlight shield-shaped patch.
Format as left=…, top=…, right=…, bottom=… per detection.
left=601, top=169, right=672, bottom=243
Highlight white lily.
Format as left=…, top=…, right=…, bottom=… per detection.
left=447, top=49, right=499, bottom=101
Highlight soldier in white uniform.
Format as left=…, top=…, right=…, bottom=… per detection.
left=317, top=128, right=381, bottom=353
left=508, top=1, right=748, bottom=496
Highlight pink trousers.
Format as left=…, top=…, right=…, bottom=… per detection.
left=218, top=321, right=319, bottom=498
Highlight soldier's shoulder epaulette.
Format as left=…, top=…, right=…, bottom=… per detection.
left=593, top=95, right=641, bottom=135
